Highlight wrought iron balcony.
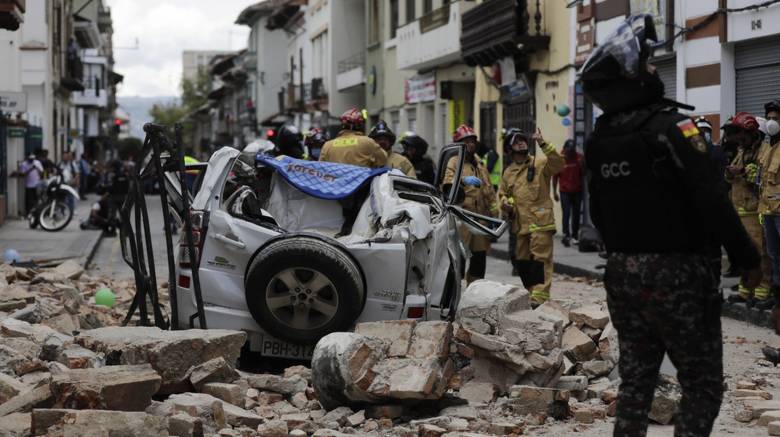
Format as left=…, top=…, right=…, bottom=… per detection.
left=337, top=52, right=365, bottom=92
left=460, top=0, right=550, bottom=67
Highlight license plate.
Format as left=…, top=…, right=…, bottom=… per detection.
left=260, top=336, right=314, bottom=360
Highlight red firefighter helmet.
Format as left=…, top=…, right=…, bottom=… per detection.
left=453, top=124, right=477, bottom=142
left=724, top=112, right=759, bottom=133
left=340, top=108, right=366, bottom=131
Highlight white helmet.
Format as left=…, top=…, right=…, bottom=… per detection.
left=243, top=139, right=275, bottom=156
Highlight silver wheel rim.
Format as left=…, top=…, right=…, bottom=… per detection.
left=40, top=203, right=68, bottom=228
left=265, top=267, right=339, bottom=330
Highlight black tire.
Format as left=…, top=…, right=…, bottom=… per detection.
left=245, top=236, right=364, bottom=345
left=38, top=200, right=73, bottom=232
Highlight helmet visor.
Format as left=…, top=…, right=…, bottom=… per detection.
left=579, top=14, right=657, bottom=81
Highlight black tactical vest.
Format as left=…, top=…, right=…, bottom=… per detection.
left=586, top=106, right=706, bottom=254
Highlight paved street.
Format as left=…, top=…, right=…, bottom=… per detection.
left=88, top=195, right=170, bottom=282
left=0, top=197, right=101, bottom=265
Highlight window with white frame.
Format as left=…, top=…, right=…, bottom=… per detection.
left=390, top=110, right=400, bottom=134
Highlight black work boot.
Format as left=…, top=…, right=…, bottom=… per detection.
left=727, top=293, right=751, bottom=305
left=763, top=346, right=780, bottom=366
left=755, top=298, right=776, bottom=311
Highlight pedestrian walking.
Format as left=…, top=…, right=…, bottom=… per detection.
left=443, top=125, right=496, bottom=285
left=579, top=14, right=761, bottom=437
left=18, top=154, right=43, bottom=214
left=401, top=133, right=435, bottom=184
left=552, top=139, right=584, bottom=247
left=369, top=121, right=415, bottom=177
left=498, top=128, right=563, bottom=304
left=723, top=113, right=773, bottom=308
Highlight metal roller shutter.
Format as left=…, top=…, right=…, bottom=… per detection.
left=653, top=56, right=676, bottom=98
left=736, top=36, right=780, bottom=116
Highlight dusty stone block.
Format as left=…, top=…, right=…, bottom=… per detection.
left=457, top=381, right=496, bottom=405
left=50, top=364, right=161, bottom=411
left=246, top=374, right=307, bottom=396
left=31, top=409, right=168, bottom=437
left=570, top=304, right=610, bottom=329
left=188, top=357, right=239, bottom=391
left=355, top=320, right=415, bottom=357
left=201, top=382, right=244, bottom=406
left=562, top=325, right=597, bottom=362
left=408, top=321, right=452, bottom=359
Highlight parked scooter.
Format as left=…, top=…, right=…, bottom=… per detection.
left=28, top=174, right=79, bottom=232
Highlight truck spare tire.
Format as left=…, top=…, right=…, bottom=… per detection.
left=245, top=236, right=365, bottom=345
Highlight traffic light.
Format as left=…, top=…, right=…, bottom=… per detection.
left=113, top=118, right=123, bottom=135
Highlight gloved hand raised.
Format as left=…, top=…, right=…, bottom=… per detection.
left=463, top=176, right=482, bottom=187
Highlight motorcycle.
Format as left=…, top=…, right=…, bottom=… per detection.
left=28, top=175, right=79, bottom=232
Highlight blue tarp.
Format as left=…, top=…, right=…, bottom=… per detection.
left=256, top=154, right=390, bottom=200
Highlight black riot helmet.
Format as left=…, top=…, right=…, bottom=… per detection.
left=400, top=132, right=429, bottom=158
left=276, top=124, right=304, bottom=159
left=368, top=120, right=396, bottom=144
left=578, top=14, right=665, bottom=114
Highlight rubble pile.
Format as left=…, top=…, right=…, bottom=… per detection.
left=0, top=266, right=688, bottom=436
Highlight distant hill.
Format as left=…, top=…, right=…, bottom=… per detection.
left=117, top=96, right=179, bottom=139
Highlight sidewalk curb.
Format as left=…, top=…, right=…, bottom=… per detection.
left=490, top=247, right=604, bottom=281
left=82, top=231, right=104, bottom=269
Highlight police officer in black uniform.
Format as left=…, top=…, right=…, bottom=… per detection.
left=579, top=15, right=762, bottom=437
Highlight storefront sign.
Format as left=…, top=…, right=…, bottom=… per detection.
left=405, top=74, right=436, bottom=104
left=0, top=92, right=26, bottom=112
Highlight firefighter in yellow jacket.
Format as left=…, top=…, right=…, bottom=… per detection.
left=499, top=128, right=564, bottom=305
left=724, top=112, right=773, bottom=308
left=320, top=108, right=387, bottom=168
left=443, top=125, right=496, bottom=284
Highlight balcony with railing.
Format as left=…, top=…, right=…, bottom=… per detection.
left=71, top=75, right=108, bottom=107
left=304, top=78, right=328, bottom=109
left=336, top=52, right=365, bottom=92
left=396, top=1, right=475, bottom=71
left=460, top=0, right=550, bottom=67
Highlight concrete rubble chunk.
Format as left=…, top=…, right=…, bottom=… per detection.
left=598, top=322, right=619, bottom=364
left=50, top=364, right=161, bottom=411
left=439, top=405, right=478, bottom=420
left=457, top=381, right=496, bottom=405
left=555, top=375, right=588, bottom=391
left=75, top=326, right=246, bottom=394
left=0, top=412, right=30, bottom=436
left=168, top=412, right=204, bottom=437
left=1, top=319, right=72, bottom=345
left=507, top=385, right=569, bottom=415
left=345, top=409, right=365, bottom=427
left=582, top=360, right=613, bottom=378
left=365, top=404, right=403, bottom=420
left=188, top=356, right=239, bottom=391
left=770, top=421, right=780, bottom=436
left=535, top=300, right=570, bottom=326
left=562, top=325, right=597, bottom=362
left=313, top=331, right=452, bottom=409
left=31, top=409, right=168, bottom=437
left=0, top=384, right=52, bottom=416
left=500, top=310, right=563, bottom=352
left=0, top=373, right=29, bottom=404
left=164, top=392, right=263, bottom=429
left=246, top=374, right=307, bottom=396
left=419, top=423, right=447, bottom=437
left=569, top=304, right=610, bottom=330
left=53, top=261, right=85, bottom=281
left=649, top=375, right=681, bottom=425
left=40, top=314, right=79, bottom=336
left=319, top=406, right=354, bottom=425
left=255, top=419, right=288, bottom=437
left=408, top=321, right=452, bottom=359
left=742, top=399, right=780, bottom=419
left=200, top=382, right=243, bottom=406
left=731, top=389, right=772, bottom=400
left=355, top=320, right=415, bottom=357
left=759, top=410, right=780, bottom=426
left=283, top=365, right=312, bottom=382
left=56, top=345, right=102, bottom=369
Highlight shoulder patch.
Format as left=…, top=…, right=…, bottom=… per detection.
left=676, top=119, right=700, bottom=138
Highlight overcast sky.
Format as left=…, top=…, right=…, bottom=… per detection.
left=105, top=0, right=255, bottom=97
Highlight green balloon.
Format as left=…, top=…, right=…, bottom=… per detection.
left=95, top=288, right=115, bottom=308
left=556, top=105, right=571, bottom=117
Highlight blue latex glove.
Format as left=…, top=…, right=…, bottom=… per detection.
left=463, top=176, right=482, bottom=187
